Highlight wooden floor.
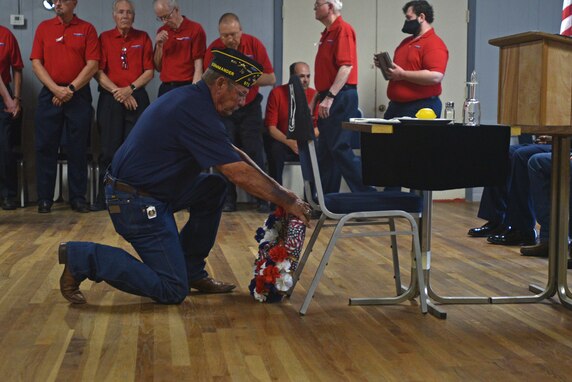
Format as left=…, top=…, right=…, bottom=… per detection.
left=1, top=201, right=572, bottom=381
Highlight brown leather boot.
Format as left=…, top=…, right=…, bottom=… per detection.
left=189, top=277, right=236, bottom=293
left=58, top=243, right=87, bottom=304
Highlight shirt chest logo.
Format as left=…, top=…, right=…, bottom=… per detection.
left=73, top=33, right=85, bottom=37
left=176, top=36, right=192, bottom=41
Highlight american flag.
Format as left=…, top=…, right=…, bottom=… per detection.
left=562, top=0, right=572, bottom=36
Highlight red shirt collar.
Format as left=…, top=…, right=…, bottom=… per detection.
left=52, top=14, right=79, bottom=26
left=322, top=15, right=344, bottom=35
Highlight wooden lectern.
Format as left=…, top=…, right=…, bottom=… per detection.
left=489, top=32, right=572, bottom=308
left=489, top=32, right=572, bottom=135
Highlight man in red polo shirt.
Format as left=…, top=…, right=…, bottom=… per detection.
left=91, top=0, right=154, bottom=211
left=153, top=0, right=206, bottom=97
left=0, top=25, right=23, bottom=210
left=314, top=0, right=375, bottom=195
left=375, top=0, right=449, bottom=119
left=265, top=62, right=318, bottom=187
left=30, top=0, right=100, bottom=213
left=204, top=13, right=276, bottom=212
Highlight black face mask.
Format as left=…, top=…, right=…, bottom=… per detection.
left=402, top=18, right=421, bottom=35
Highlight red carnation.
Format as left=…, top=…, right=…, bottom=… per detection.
left=262, top=265, right=281, bottom=284
left=268, top=245, right=289, bottom=263
left=255, top=276, right=266, bottom=293
left=274, top=206, right=286, bottom=218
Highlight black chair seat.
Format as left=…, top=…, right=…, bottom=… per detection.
left=324, top=191, right=423, bottom=215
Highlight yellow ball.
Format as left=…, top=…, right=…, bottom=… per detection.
left=415, top=108, right=437, bottom=119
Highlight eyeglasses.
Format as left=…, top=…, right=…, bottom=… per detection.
left=156, top=7, right=176, bottom=22
left=228, top=81, right=248, bottom=99
left=313, top=1, right=328, bottom=9
left=120, top=47, right=128, bottom=70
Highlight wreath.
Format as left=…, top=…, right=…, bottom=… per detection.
left=249, top=207, right=306, bottom=303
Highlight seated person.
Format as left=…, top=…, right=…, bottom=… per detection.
left=468, top=143, right=551, bottom=245
left=524, top=152, right=572, bottom=269
left=265, top=62, right=318, bottom=186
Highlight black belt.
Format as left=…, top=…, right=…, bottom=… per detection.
left=104, top=173, right=151, bottom=197
left=162, top=81, right=193, bottom=86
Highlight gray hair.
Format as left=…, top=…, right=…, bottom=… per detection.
left=113, top=0, right=135, bottom=14
left=326, top=0, right=343, bottom=11
left=153, top=0, right=177, bottom=10
left=203, top=67, right=227, bottom=86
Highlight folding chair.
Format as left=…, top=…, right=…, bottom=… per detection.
left=284, top=75, right=427, bottom=316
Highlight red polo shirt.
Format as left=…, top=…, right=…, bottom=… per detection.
left=314, top=16, right=358, bottom=93
left=204, top=34, right=274, bottom=105
left=99, top=28, right=154, bottom=87
left=30, top=15, right=100, bottom=84
left=0, top=26, right=24, bottom=85
left=265, top=85, right=317, bottom=134
left=156, top=17, right=206, bottom=83
left=387, top=28, right=448, bottom=102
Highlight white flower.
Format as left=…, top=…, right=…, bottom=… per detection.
left=263, top=228, right=278, bottom=243
left=276, top=259, right=291, bottom=272
left=275, top=273, right=293, bottom=292
left=253, top=290, right=267, bottom=302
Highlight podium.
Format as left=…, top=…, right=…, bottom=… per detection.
left=489, top=32, right=572, bottom=308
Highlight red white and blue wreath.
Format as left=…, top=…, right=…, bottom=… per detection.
left=249, top=207, right=306, bottom=303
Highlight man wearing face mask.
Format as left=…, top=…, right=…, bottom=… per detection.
left=375, top=0, right=448, bottom=118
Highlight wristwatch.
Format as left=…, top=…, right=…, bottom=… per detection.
left=325, top=91, right=336, bottom=99
left=130, top=83, right=137, bottom=91
left=68, top=84, right=76, bottom=92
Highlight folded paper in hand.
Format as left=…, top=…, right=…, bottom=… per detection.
left=376, top=51, right=393, bottom=80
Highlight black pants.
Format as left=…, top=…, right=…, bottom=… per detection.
left=95, top=88, right=150, bottom=203
left=35, top=86, right=92, bottom=203
left=0, top=89, right=17, bottom=199
left=223, top=94, right=265, bottom=204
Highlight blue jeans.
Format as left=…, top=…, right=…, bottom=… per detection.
left=477, top=144, right=550, bottom=229
left=384, top=96, right=442, bottom=119
left=316, top=88, right=375, bottom=194
left=528, top=152, right=572, bottom=242
left=65, top=173, right=227, bottom=304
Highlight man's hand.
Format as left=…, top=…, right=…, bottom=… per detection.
left=52, top=96, right=63, bottom=107
left=112, top=86, right=133, bottom=104
left=387, top=63, right=405, bottom=81
left=3, top=96, right=16, bottom=115
left=318, top=96, right=334, bottom=119
left=155, top=30, right=168, bottom=46
left=286, top=140, right=299, bottom=155
left=122, top=96, right=138, bottom=111
left=285, top=196, right=312, bottom=227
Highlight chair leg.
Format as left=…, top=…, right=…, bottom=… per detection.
left=17, top=159, right=25, bottom=208
left=288, top=213, right=327, bottom=297
left=388, top=218, right=402, bottom=295
left=299, top=217, right=346, bottom=315
left=87, top=163, right=94, bottom=204
left=411, top=220, right=428, bottom=314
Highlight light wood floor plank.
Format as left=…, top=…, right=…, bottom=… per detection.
left=2, top=202, right=572, bottom=381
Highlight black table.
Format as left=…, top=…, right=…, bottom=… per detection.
left=344, top=120, right=571, bottom=318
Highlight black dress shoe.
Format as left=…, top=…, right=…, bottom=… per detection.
left=487, top=226, right=537, bottom=246
left=468, top=221, right=505, bottom=237
left=38, top=200, right=52, bottom=213
left=520, top=241, right=548, bottom=257
left=189, top=277, right=236, bottom=293
left=58, top=242, right=86, bottom=304
left=89, top=202, right=106, bottom=211
left=222, top=201, right=236, bottom=212
left=70, top=199, right=90, bottom=213
left=1, top=197, right=17, bottom=210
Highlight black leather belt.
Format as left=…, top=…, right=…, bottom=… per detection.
left=104, top=174, right=151, bottom=197
left=318, top=84, right=357, bottom=99
left=162, top=81, right=193, bottom=86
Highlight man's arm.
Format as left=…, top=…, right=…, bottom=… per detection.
left=216, top=145, right=311, bottom=225
left=255, top=73, right=276, bottom=87
left=268, top=125, right=298, bottom=154
left=31, top=59, right=72, bottom=102
left=11, top=68, right=22, bottom=117
left=153, top=30, right=168, bottom=71
left=192, top=58, right=203, bottom=83
left=387, top=64, right=443, bottom=85
left=70, top=59, right=98, bottom=91
left=318, top=65, right=352, bottom=119
left=0, top=81, right=15, bottom=114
